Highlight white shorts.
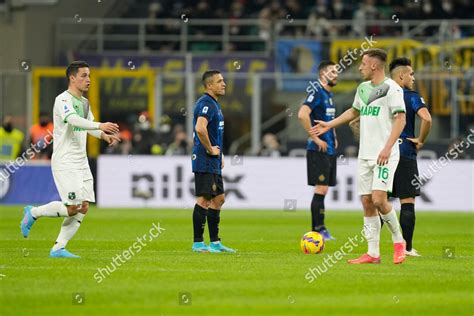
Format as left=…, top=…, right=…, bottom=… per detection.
left=52, top=168, right=95, bottom=205
left=357, top=159, right=399, bottom=195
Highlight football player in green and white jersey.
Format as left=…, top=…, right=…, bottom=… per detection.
left=20, top=61, right=121, bottom=258
left=311, top=48, right=407, bottom=264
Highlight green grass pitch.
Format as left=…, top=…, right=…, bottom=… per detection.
left=1, top=206, right=473, bottom=316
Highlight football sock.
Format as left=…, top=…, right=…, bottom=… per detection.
left=364, top=216, right=381, bottom=258
left=380, top=208, right=404, bottom=243
left=311, top=193, right=325, bottom=231
left=400, top=203, right=415, bottom=251
left=193, top=204, right=208, bottom=242
left=52, top=213, right=85, bottom=251
left=207, top=208, right=221, bottom=242
left=31, top=201, right=68, bottom=219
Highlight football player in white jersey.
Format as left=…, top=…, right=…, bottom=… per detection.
left=20, top=61, right=120, bottom=258
left=311, top=49, right=407, bottom=264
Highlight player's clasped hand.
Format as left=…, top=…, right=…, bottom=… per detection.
left=406, top=137, right=423, bottom=151
left=377, top=146, right=391, bottom=165
left=310, top=120, right=330, bottom=137
left=207, top=145, right=221, bottom=156
left=99, top=122, right=120, bottom=135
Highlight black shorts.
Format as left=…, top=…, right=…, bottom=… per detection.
left=306, top=151, right=337, bottom=186
left=391, top=157, right=420, bottom=199
left=194, top=172, right=224, bottom=197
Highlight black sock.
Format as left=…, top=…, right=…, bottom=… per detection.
left=311, top=193, right=325, bottom=231
left=207, top=208, right=221, bottom=242
left=400, top=203, right=415, bottom=251
left=193, top=204, right=208, bottom=242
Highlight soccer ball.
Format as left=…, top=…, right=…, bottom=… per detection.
left=300, top=231, right=325, bottom=254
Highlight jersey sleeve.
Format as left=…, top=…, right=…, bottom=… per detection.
left=86, top=109, right=102, bottom=138
left=388, top=86, right=406, bottom=114
left=352, top=86, right=361, bottom=111
left=197, top=102, right=217, bottom=122
left=55, top=96, right=76, bottom=123
left=410, top=93, right=427, bottom=113
left=302, top=91, right=320, bottom=110
left=87, top=108, right=95, bottom=121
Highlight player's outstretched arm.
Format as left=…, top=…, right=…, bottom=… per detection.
left=67, top=114, right=119, bottom=134
left=377, top=112, right=406, bottom=165
left=195, top=117, right=220, bottom=156
left=98, top=122, right=120, bottom=134
left=298, top=105, right=328, bottom=152
left=310, top=107, right=359, bottom=137
left=349, top=117, right=360, bottom=141
left=407, top=107, right=432, bottom=151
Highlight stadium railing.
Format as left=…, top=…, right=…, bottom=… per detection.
left=55, top=18, right=474, bottom=54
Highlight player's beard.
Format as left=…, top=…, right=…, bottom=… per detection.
left=327, top=79, right=337, bottom=87
left=321, top=77, right=336, bottom=87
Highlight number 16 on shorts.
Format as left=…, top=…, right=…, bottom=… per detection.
left=373, top=161, right=397, bottom=192
left=377, top=166, right=389, bottom=181
left=357, top=159, right=398, bottom=195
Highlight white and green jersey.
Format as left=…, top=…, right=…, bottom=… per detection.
left=51, top=90, right=95, bottom=171
left=352, top=78, right=405, bottom=160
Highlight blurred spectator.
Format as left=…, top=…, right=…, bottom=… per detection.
left=29, top=112, right=54, bottom=160
left=228, top=1, right=246, bottom=50
left=165, top=127, right=190, bottom=155
left=258, top=0, right=286, bottom=41
left=156, top=115, right=174, bottom=148
left=123, top=0, right=474, bottom=53
left=146, top=1, right=180, bottom=51
left=352, top=0, right=380, bottom=37
left=0, top=116, right=24, bottom=161
left=436, top=0, right=455, bottom=19
left=259, top=133, right=281, bottom=157
left=327, top=0, right=354, bottom=35
left=330, top=0, right=353, bottom=20
left=421, top=0, right=434, bottom=19
left=309, top=0, right=329, bottom=19
left=146, top=2, right=165, bottom=51
left=132, top=112, right=163, bottom=155
left=306, top=0, right=333, bottom=38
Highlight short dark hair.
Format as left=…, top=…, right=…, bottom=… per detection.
left=362, top=48, right=387, bottom=63
left=66, top=61, right=90, bottom=84
left=202, top=70, right=221, bottom=88
left=318, top=61, right=336, bottom=73
left=389, top=57, right=412, bottom=73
